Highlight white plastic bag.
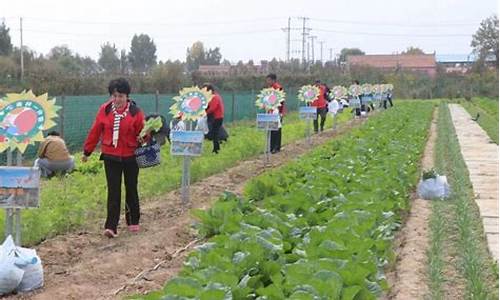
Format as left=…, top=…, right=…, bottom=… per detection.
left=14, top=247, right=43, bottom=292
left=0, top=236, right=24, bottom=296
left=196, top=116, right=209, bottom=135
left=417, top=176, right=450, bottom=200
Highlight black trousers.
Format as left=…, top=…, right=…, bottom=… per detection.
left=313, top=107, right=327, bottom=132
left=103, top=159, right=140, bottom=233
left=208, top=118, right=223, bottom=152
left=270, top=128, right=282, bottom=152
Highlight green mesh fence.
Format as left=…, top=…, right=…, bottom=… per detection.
left=1, top=88, right=302, bottom=162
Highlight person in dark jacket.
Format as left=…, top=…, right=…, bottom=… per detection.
left=266, top=73, right=285, bottom=153
left=203, top=83, right=225, bottom=154
left=82, top=78, right=146, bottom=238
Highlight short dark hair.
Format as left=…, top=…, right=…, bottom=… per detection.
left=108, top=78, right=131, bottom=96
left=315, top=80, right=321, bottom=84
left=201, top=83, right=215, bottom=92
left=266, top=73, right=277, bottom=81
left=47, top=131, right=60, bottom=136
left=354, top=80, right=360, bottom=85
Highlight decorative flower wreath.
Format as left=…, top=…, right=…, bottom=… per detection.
left=348, top=84, right=362, bottom=97
left=297, top=85, right=320, bottom=103
left=0, top=90, right=60, bottom=154
left=330, top=86, right=348, bottom=100
left=383, top=84, right=394, bottom=92
left=256, top=88, right=286, bottom=111
left=372, top=84, right=383, bottom=94
left=170, top=87, right=213, bottom=121
left=361, top=83, right=373, bottom=95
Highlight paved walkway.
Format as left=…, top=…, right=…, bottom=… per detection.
left=449, top=104, right=498, bottom=260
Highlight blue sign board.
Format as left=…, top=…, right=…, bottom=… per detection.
left=0, top=167, right=40, bottom=208
left=170, top=130, right=204, bottom=156
left=256, top=113, right=280, bottom=131
left=299, top=106, right=318, bottom=120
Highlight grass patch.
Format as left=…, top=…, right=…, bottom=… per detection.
left=457, top=98, right=499, bottom=144
left=429, top=102, right=498, bottom=299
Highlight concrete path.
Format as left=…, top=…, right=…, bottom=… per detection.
left=449, top=104, right=498, bottom=260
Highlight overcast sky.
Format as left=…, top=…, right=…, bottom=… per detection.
left=1, top=0, right=498, bottom=63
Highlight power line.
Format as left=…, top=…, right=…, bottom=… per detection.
left=22, top=16, right=287, bottom=27
left=20, top=27, right=281, bottom=39
left=310, top=17, right=480, bottom=27
left=314, top=28, right=473, bottom=37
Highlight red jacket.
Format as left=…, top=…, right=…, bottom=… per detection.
left=311, top=85, right=327, bottom=108
left=270, top=82, right=287, bottom=115
left=206, top=93, right=224, bottom=120
left=84, top=100, right=145, bottom=158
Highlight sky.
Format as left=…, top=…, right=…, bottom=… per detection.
left=1, top=0, right=498, bottom=64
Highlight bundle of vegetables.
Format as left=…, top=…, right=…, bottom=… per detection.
left=140, top=116, right=163, bottom=138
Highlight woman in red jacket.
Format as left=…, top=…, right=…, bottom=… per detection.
left=203, top=83, right=224, bottom=154
left=311, top=80, right=328, bottom=133
left=82, top=78, right=145, bottom=238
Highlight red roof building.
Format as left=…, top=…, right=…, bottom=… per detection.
left=347, top=54, right=437, bottom=77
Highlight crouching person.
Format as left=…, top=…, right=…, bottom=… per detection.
left=34, top=131, right=75, bottom=178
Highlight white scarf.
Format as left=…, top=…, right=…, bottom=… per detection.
left=111, top=102, right=129, bottom=148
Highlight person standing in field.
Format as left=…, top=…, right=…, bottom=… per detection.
left=202, top=83, right=225, bottom=154
left=82, top=78, right=147, bottom=238
left=34, top=131, right=75, bottom=177
left=266, top=73, right=286, bottom=153
left=311, top=80, right=328, bottom=133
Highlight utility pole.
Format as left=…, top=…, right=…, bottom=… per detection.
left=319, top=41, right=325, bottom=64
left=309, top=35, right=317, bottom=63
left=297, top=17, right=309, bottom=65
left=20, top=17, right=24, bottom=82
left=281, top=17, right=291, bottom=62
left=307, top=41, right=310, bottom=63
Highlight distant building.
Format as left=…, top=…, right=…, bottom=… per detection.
left=346, top=54, right=437, bottom=77
left=436, top=54, right=496, bottom=74
left=197, top=65, right=232, bottom=77
left=197, top=62, right=270, bottom=77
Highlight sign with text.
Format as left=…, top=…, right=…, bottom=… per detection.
left=349, top=97, right=361, bottom=108
left=256, top=113, right=280, bottom=131
left=170, top=131, right=204, bottom=156
left=299, top=106, right=318, bottom=120
left=360, top=95, right=373, bottom=104
left=0, top=167, right=40, bottom=208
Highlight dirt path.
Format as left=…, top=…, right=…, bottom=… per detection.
left=386, top=109, right=437, bottom=299
left=7, top=117, right=366, bottom=300
left=448, top=104, right=499, bottom=260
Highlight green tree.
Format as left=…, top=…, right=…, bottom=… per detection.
left=128, top=34, right=157, bottom=73
left=205, top=47, right=222, bottom=65
left=98, top=42, right=120, bottom=73
left=48, top=45, right=73, bottom=60
left=401, top=46, right=425, bottom=55
left=186, top=41, right=205, bottom=72
left=0, top=21, right=12, bottom=56
left=471, top=15, right=499, bottom=68
left=339, top=48, right=365, bottom=64
left=120, top=49, right=129, bottom=74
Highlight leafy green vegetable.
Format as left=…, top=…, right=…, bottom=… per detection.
left=133, top=102, right=434, bottom=299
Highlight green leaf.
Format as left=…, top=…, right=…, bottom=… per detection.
left=341, top=286, right=362, bottom=300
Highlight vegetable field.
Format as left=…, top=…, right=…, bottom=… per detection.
left=2, top=99, right=498, bottom=300
left=133, top=102, right=434, bottom=299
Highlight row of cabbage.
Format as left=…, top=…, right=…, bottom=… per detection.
left=134, top=101, right=434, bottom=300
